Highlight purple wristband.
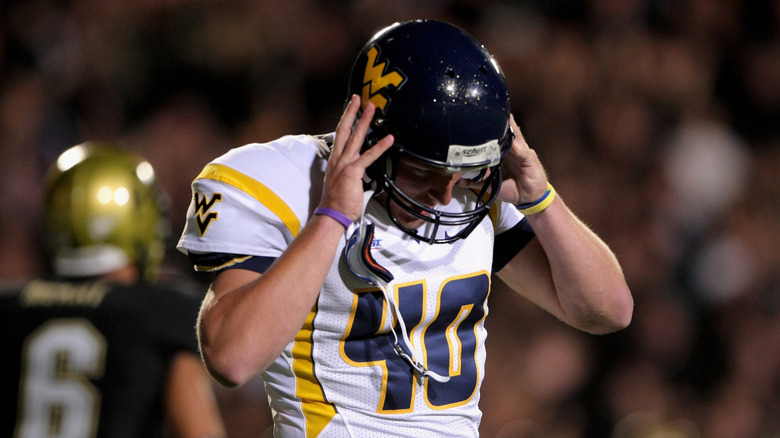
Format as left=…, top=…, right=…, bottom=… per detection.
left=314, top=207, right=353, bottom=229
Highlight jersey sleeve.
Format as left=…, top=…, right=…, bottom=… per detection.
left=491, top=200, right=535, bottom=271
left=490, top=198, right=525, bottom=234
left=176, top=135, right=328, bottom=271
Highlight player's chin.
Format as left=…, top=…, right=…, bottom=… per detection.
left=394, top=208, right=428, bottom=230
left=399, top=214, right=426, bottom=230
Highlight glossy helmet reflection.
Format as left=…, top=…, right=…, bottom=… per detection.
left=348, top=19, right=513, bottom=243
left=43, top=143, right=169, bottom=281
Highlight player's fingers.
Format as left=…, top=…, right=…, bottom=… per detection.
left=509, top=114, right=530, bottom=152
left=332, top=95, right=361, bottom=163
left=341, top=101, right=375, bottom=160
left=356, top=134, right=394, bottom=168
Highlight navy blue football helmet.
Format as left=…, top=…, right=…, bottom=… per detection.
left=348, top=19, right=514, bottom=243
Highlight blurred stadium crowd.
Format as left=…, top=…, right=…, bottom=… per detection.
left=1, top=0, right=779, bottom=437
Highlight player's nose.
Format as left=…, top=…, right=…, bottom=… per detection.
left=426, top=173, right=460, bottom=206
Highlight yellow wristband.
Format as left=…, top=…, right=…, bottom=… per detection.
left=516, top=183, right=556, bottom=215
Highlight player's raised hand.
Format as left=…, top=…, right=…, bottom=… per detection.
left=497, top=115, right=550, bottom=205
left=320, top=94, right=393, bottom=222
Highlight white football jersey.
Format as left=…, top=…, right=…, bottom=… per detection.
left=178, top=134, right=528, bottom=437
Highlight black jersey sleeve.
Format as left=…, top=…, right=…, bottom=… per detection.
left=493, top=217, right=535, bottom=272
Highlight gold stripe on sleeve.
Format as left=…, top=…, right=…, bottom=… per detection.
left=196, top=163, right=301, bottom=238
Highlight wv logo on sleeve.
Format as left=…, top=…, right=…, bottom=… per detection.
left=194, top=192, right=222, bottom=236
left=362, top=45, right=407, bottom=110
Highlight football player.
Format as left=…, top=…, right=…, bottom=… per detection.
left=0, top=144, right=226, bottom=438
left=178, top=19, right=633, bottom=437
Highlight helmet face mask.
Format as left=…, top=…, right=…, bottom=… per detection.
left=43, top=143, right=169, bottom=281
left=380, top=159, right=506, bottom=244
left=348, top=19, right=513, bottom=243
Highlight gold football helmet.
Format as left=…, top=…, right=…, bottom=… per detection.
left=43, top=142, right=169, bottom=281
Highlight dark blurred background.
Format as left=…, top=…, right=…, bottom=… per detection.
left=1, top=1, right=779, bottom=437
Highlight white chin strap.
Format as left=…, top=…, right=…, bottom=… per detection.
left=344, top=190, right=450, bottom=383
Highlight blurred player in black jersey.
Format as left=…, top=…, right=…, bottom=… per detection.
left=0, top=143, right=226, bottom=438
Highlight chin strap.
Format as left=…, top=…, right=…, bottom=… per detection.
left=344, top=190, right=450, bottom=383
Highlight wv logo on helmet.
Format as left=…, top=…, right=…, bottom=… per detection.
left=362, top=45, right=407, bottom=110
left=194, top=192, right=222, bottom=236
